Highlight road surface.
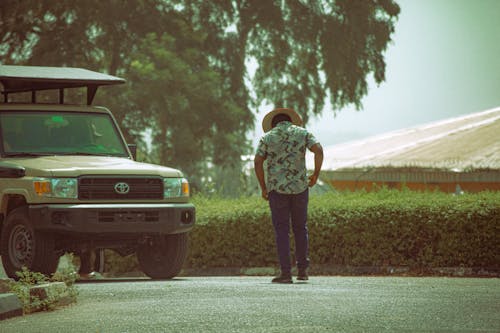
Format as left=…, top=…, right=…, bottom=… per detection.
left=1, top=276, right=499, bottom=332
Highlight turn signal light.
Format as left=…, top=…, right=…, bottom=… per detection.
left=34, top=180, right=51, bottom=195
left=181, top=179, right=190, bottom=197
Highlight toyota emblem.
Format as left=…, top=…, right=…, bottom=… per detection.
left=114, top=182, right=130, bottom=194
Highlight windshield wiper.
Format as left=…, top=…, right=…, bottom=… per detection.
left=57, top=152, right=97, bottom=156
left=57, top=152, right=124, bottom=157
left=4, top=152, right=53, bottom=157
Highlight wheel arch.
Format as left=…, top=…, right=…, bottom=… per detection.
left=0, top=194, right=27, bottom=242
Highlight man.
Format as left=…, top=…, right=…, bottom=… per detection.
left=254, top=108, right=323, bottom=283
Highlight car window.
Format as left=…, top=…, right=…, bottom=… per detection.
left=0, top=111, right=129, bottom=157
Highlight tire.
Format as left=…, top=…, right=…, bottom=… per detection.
left=137, top=233, right=188, bottom=279
left=0, top=206, right=59, bottom=279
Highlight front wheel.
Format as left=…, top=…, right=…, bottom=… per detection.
left=136, top=233, right=188, bottom=279
left=0, top=207, right=59, bottom=279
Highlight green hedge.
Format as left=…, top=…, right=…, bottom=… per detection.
left=187, top=190, right=499, bottom=271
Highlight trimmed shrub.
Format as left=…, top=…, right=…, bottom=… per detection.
left=187, top=190, right=500, bottom=272
left=187, top=195, right=276, bottom=268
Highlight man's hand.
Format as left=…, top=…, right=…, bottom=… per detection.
left=308, top=174, right=319, bottom=187
left=308, top=143, right=323, bottom=187
left=261, top=189, right=269, bottom=201
left=254, top=154, right=268, bottom=201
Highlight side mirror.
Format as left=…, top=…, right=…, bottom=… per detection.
left=127, top=144, right=137, bottom=160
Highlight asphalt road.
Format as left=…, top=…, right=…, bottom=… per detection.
left=1, top=276, right=499, bottom=333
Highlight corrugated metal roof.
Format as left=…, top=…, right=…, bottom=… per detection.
left=313, top=107, right=500, bottom=172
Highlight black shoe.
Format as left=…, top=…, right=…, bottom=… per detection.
left=297, top=269, right=309, bottom=281
left=272, top=274, right=293, bottom=284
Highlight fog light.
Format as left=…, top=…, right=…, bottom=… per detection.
left=181, top=210, right=193, bottom=224
left=52, top=212, right=69, bottom=225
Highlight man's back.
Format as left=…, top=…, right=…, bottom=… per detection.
left=257, top=121, right=317, bottom=194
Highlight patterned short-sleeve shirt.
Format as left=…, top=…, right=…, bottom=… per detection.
left=256, top=121, right=319, bottom=194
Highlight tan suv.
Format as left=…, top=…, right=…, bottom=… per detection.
left=0, top=65, right=195, bottom=279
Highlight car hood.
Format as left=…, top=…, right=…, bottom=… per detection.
left=5, top=156, right=183, bottom=178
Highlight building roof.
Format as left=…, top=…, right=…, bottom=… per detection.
left=314, top=107, right=500, bottom=172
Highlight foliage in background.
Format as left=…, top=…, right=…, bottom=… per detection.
left=51, top=253, right=80, bottom=287
left=0, top=0, right=250, bottom=193
left=127, top=31, right=249, bottom=191
left=186, top=189, right=499, bottom=272
left=103, top=251, right=140, bottom=277
left=179, top=0, right=400, bottom=122
left=0, top=0, right=400, bottom=195
left=104, top=190, right=499, bottom=275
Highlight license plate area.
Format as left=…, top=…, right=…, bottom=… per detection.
left=98, top=211, right=159, bottom=223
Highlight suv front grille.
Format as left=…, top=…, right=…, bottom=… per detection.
left=97, top=210, right=160, bottom=223
left=79, top=176, right=163, bottom=200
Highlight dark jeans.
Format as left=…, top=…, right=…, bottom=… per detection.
left=268, top=189, right=310, bottom=275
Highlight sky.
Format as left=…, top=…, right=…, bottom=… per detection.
left=248, top=0, right=500, bottom=149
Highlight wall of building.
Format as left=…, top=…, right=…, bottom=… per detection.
left=322, top=169, right=500, bottom=193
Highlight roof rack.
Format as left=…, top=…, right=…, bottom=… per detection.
left=0, top=65, right=125, bottom=105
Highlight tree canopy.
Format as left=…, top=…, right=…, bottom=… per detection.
left=179, top=0, right=400, bottom=123
left=0, top=0, right=399, bottom=194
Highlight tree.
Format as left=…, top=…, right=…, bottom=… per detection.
left=0, top=0, right=252, bottom=193
left=0, top=1, right=49, bottom=62
left=176, top=0, right=400, bottom=123
left=0, top=0, right=400, bottom=195
left=127, top=31, right=249, bottom=190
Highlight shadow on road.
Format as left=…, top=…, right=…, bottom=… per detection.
left=75, top=277, right=190, bottom=284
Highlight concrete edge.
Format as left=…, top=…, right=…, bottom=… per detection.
left=0, top=293, right=23, bottom=320
left=0, top=280, right=76, bottom=320
left=178, top=265, right=499, bottom=278
left=101, top=265, right=499, bottom=278
left=28, top=281, right=76, bottom=313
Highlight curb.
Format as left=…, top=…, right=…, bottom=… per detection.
left=101, top=266, right=499, bottom=279
left=0, top=279, right=22, bottom=320
left=179, top=265, right=499, bottom=277
left=0, top=293, right=22, bottom=320
left=29, top=282, right=76, bottom=311
left=0, top=280, right=76, bottom=321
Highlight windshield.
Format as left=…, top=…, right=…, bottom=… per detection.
left=0, top=111, right=129, bottom=157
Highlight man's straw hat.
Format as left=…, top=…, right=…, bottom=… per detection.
left=262, top=108, right=303, bottom=133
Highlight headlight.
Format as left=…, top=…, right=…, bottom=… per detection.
left=33, top=178, right=78, bottom=198
left=163, top=178, right=189, bottom=198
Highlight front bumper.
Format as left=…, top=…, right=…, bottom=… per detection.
left=29, top=203, right=195, bottom=235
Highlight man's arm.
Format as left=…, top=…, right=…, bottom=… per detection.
left=254, top=154, right=268, bottom=200
left=308, top=143, right=323, bottom=187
